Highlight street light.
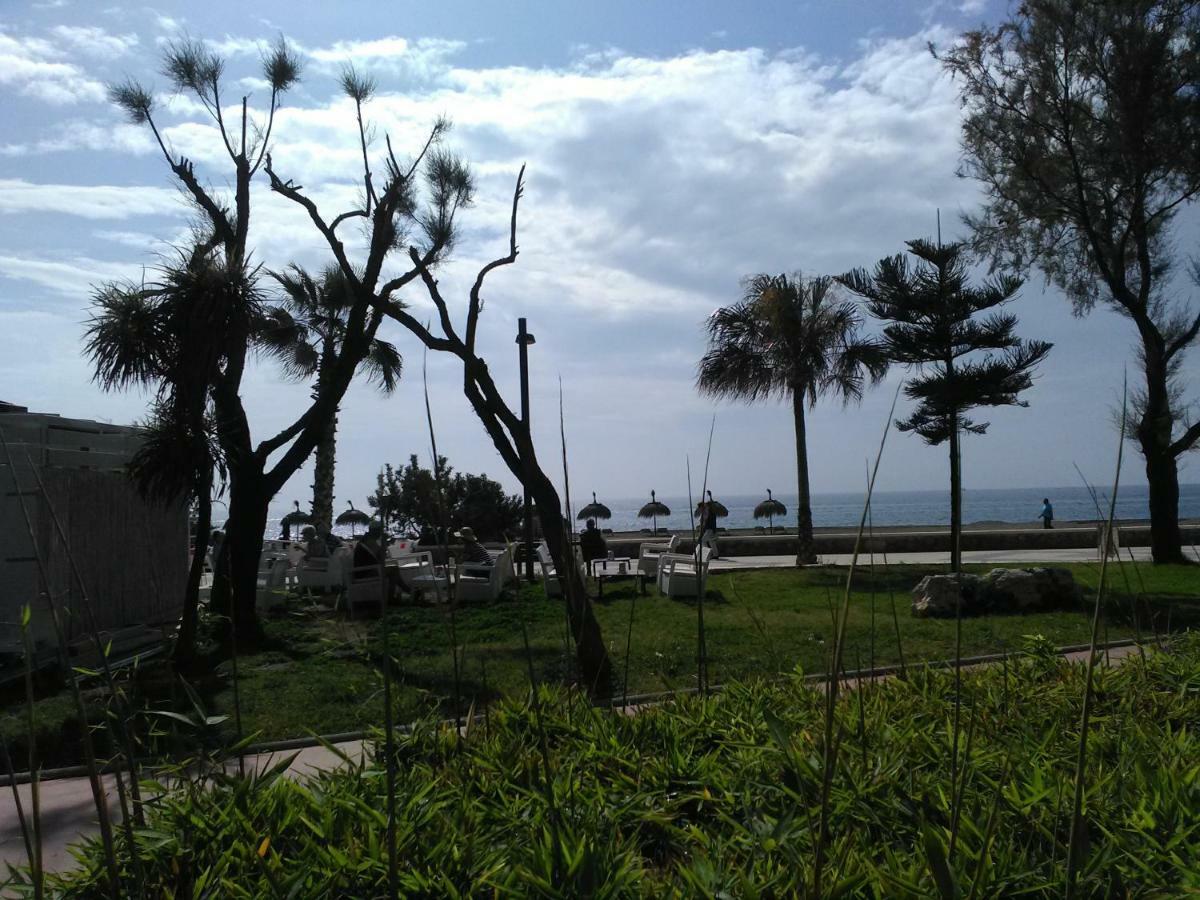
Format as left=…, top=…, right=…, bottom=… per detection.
left=516, top=318, right=536, bottom=582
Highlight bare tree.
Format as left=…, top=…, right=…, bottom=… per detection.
left=264, top=82, right=613, bottom=693
left=107, top=42, right=463, bottom=641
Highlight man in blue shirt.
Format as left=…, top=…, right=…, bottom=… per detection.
left=1039, top=498, right=1054, bottom=530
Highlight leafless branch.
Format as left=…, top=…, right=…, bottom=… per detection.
left=465, top=165, right=525, bottom=352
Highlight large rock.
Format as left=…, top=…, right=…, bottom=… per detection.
left=911, top=573, right=982, bottom=617
left=981, top=566, right=1081, bottom=612
left=911, top=567, right=1080, bottom=617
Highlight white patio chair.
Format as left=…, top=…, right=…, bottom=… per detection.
left=637, top=535, right=680, bottom=581
left=297, top=547, right=350, bottom=595
left=456, top=547, right=510, bottom=603
left=656, top=548, right=711, bottom=599
left=346, top=564, right=387, bottom=619
left=255, top=554, right=290, bottom=610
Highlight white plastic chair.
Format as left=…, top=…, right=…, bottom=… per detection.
left=456, top=548, right=510, bottom=603
left=297, top=547, right=350, bottom=594
left=656, top=548, right=711, bottom=598
left=346, top=565, right=387, bottom=619
left=638, top=535, right=680, bottom=581
left=256, top=554, right=290, bottom=609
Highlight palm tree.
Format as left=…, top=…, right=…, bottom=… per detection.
left=261, top=265, right=404, bottom=533
left=85, top=247, right=239, bottom=663
left=698, top=273, right=888, bottom=564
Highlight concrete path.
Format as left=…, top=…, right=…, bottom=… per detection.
left=707, top=545, right=1199, bottom=570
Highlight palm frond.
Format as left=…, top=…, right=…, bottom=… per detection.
left=362, top=338, right=403, bottom=394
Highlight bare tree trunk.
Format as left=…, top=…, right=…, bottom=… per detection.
left=174, top=476, right=211, bottom=665
left=1143, top=440, right=1184, bottom=563
left=1139, top=356, right=1187, bottom=563
left=793, top=392, right=817, bottom=565
left=527, top=466, right=611, bottom=695
left=310, top=404, right=338, bottom=533
left=222, top=466, right=268, bottom=646
left=949, top=410, right=962, bottom=574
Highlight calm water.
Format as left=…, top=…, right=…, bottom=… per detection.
left=261, top=483, right=1200, bottom=538
left=572, top=484, right=1200, bottom=533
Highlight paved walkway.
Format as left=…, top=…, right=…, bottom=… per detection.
left=707, top=545, right=1199, bottom=570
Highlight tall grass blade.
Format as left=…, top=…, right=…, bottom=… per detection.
left=0, top=431, right=120, bottom=893
left=0, top=731, right=34, bottom=880
left=1065, top=377, right=1127, bottom=900
left=812, top=381, right=899, bottom=898
left=19, top=448, right=146, bottom=859
left=20, top=607, right=43, bottom=900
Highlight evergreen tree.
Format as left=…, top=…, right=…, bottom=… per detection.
left=941, top=0, right=1200, bottom=562
left=840, top=239, right=1052, bottom=571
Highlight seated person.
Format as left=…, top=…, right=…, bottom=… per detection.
left=301, top=526, right=328, bottom=561
left=579, top=518, right=607, bottom=563
left=352, top=524, right=402, bottom=597
left=456, top=527, right=493, bottom=568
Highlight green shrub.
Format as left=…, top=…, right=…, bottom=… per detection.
left=19, top=636, right=1200, bottom=897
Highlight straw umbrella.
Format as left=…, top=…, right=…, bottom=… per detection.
left=577, top=492, right=612, bottom=525
left=638, top=490, right=671, bottom=535
left=753, top=489, right=787, bottom=533
left=280, top=500, right=312, bottom=538
left=335, top=501, right=371, bottom=537
left=694, top=491, right=729, bottom=521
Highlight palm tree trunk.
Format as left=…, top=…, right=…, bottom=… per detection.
left=793, top=392, right=817, bottom=565
left=311, top=402, right=338, bottom=533
left=174, top=473, right=211, bottom=666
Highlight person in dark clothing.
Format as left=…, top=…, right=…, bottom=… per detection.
left=699, top=495, right=720, bottom=559
left=352, top=523, right=401, bottom=599
left=1039, top=498, right=1054, bottom=530
left=579, top=518, right=607, bottom=563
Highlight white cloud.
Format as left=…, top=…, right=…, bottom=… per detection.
left=307, top=36, right=466, bottom=78
left=0, top=30, right=110, bottom=105
left=0, top=254, right=149, bottom=297
left=0, top=119, right=154, bottom=157
left=50, top=25, right=138, bottom=57
left=0, top=180, right=183, bottom=220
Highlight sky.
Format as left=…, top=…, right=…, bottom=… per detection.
left=1, top=0, right=1197, bottom=520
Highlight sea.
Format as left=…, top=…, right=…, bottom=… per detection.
left=264, top=483, right=1200, bottom=538
left=587, top=484, right=1200, bottom=532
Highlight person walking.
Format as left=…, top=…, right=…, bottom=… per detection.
left=1039, top=497, right=1054, bottom=530
left=699, top=497, right=720, bottom=559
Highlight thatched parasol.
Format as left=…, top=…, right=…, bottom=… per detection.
left=753, top=489, right=787, bottom=533
left=280, top=500, right=312, bottom=537
left=577, top=491, right=612, bottom=523
left=695, top=490, right=729, bottom=520
left=335, top=501, right=371, bottom=536
left=637, top=489, right=671, bottom=535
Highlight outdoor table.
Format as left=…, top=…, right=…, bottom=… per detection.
left=589, top=556, right=636, bottom=599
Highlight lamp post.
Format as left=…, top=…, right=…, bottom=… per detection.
left=516, top=318, right=536, bottom=582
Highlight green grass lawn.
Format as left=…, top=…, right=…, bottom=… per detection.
left=4, top=561, right=1197, bottom=767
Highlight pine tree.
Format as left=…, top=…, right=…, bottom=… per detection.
left=840, top=239, right=1052, bottom=571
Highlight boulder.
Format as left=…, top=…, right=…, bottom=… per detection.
left=980, top=566, right=1080, bottom=612
left=911, top=573, right=982, bottom=617
left=911, top=567, right=1081, bottom=617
